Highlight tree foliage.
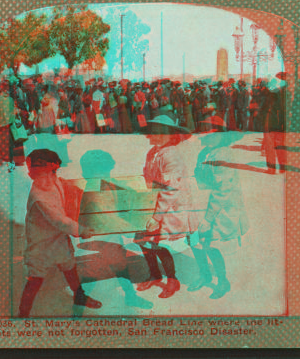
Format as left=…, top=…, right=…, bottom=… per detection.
left=48, top=6, right=110, bottom=69
left=0, top=12, right=50, bottom=75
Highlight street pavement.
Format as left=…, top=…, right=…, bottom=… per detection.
left=7, top=132, right=286, bottom=317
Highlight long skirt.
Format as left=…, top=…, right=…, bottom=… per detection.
left=118, top=106, right=132, bottom=133
left=111, top=107, right=121, bottom=133
left=84, top=106, right=97, bottom=134
left=74, top=111, right=94, bottom=133
left=36, top=107, right=56, bottom=134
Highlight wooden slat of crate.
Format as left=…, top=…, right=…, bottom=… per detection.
left=104, top=176, right=149, bottom=191
left=80, top=189, right=159, bottom=214
left=79, top=211, right=152, bottom=235
left=79, top=209, right=205, bottom=235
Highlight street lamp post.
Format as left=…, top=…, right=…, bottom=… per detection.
left=143, top=53, right=146, bottom=81
left=250, top=24, right=260, bottom=83
left=183, top=53, right=185, bottom=83
left=232, top=23, right=244, bottom=80
left=161, top=12, right=163, bottom=79
left=232, top=20, right=276, bottom=85
left=120, top=14, right=126, bottom=80
left=240, top=18, right=244, bottom=79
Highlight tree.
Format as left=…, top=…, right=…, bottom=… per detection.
left=0, top=12, right=50, bottom=75
left=48, top=6, right=110, bottom=70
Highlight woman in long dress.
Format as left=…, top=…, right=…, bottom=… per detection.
left=73, top=87, right=92, bottom=134
left=36, top=85, right=56, bottom=134
left=82, top=88, right=97, bottom=134
left=118, top=89, right=132, bottom=134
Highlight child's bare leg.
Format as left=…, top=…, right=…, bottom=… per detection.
left=18, top=277, right=44, bottom=318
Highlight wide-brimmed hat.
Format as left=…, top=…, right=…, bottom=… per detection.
left=96, top=78, right=104, bottom=85
left=119, top=79, right=129, bottom=88
left=200, top=115, right=226, bottom=132
left=276, top=72, right=289, bottom=81
left=108, top=81, right=117, bottom=88
left=23, top=78, right=35, bottom=86
left=146, top=115, right=190, bottom=134
left=238, top=79, right=247, bottom=87
left=161, top=78, right=170, bottom=85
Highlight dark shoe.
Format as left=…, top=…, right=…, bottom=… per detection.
left=74, top=290, right=102, bottom=309
left=136, top=279, right=162, bottom=291
left=209, top=279, right=231, bottom=299
left=158, top=278, right=180, bottom=299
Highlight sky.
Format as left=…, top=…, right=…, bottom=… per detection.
left=16, top=3, right=284, bottom=81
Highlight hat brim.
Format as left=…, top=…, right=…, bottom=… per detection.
left=200, top=122, right=226, bottom=132
left=276, top=72, right=288, bottom=80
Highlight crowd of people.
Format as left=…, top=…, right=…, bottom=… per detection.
left=0, top=72, right=289, bottom=138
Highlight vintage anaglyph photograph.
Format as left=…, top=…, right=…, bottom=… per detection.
left=0, top=3, right=292, bottom=319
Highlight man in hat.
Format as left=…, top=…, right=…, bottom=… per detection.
left=142, top=82, right=151, bottom=122
left=236, top=80, right=250, bottom=131
left=170, top=82, right=184, bottom=120
left=263, top=78, right=286, bottom=174
left=107, top=81, right=120, bottom=132
left=132, top=84, right=147, bottom=132
left=23, top=78, right=41, bottom=133
left=192, top=81, right=209, bottom=132
left=92, top=83, right=105, bottom=129
left=18, top=149, right=102, bottom=317
left=275, top=72, right=292, bottom=131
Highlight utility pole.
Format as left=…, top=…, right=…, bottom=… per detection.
left=120, top=14, right=126, bottom=79
left=183, top=53, right=185, bottom=83
left=161, top=12, right=163, bottom=79
left=143, top=53, right=146, bottom=81
left=240, top=17, right=244, bottom=80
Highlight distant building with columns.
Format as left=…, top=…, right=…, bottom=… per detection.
left=217, top=48, right=228, bottom=81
